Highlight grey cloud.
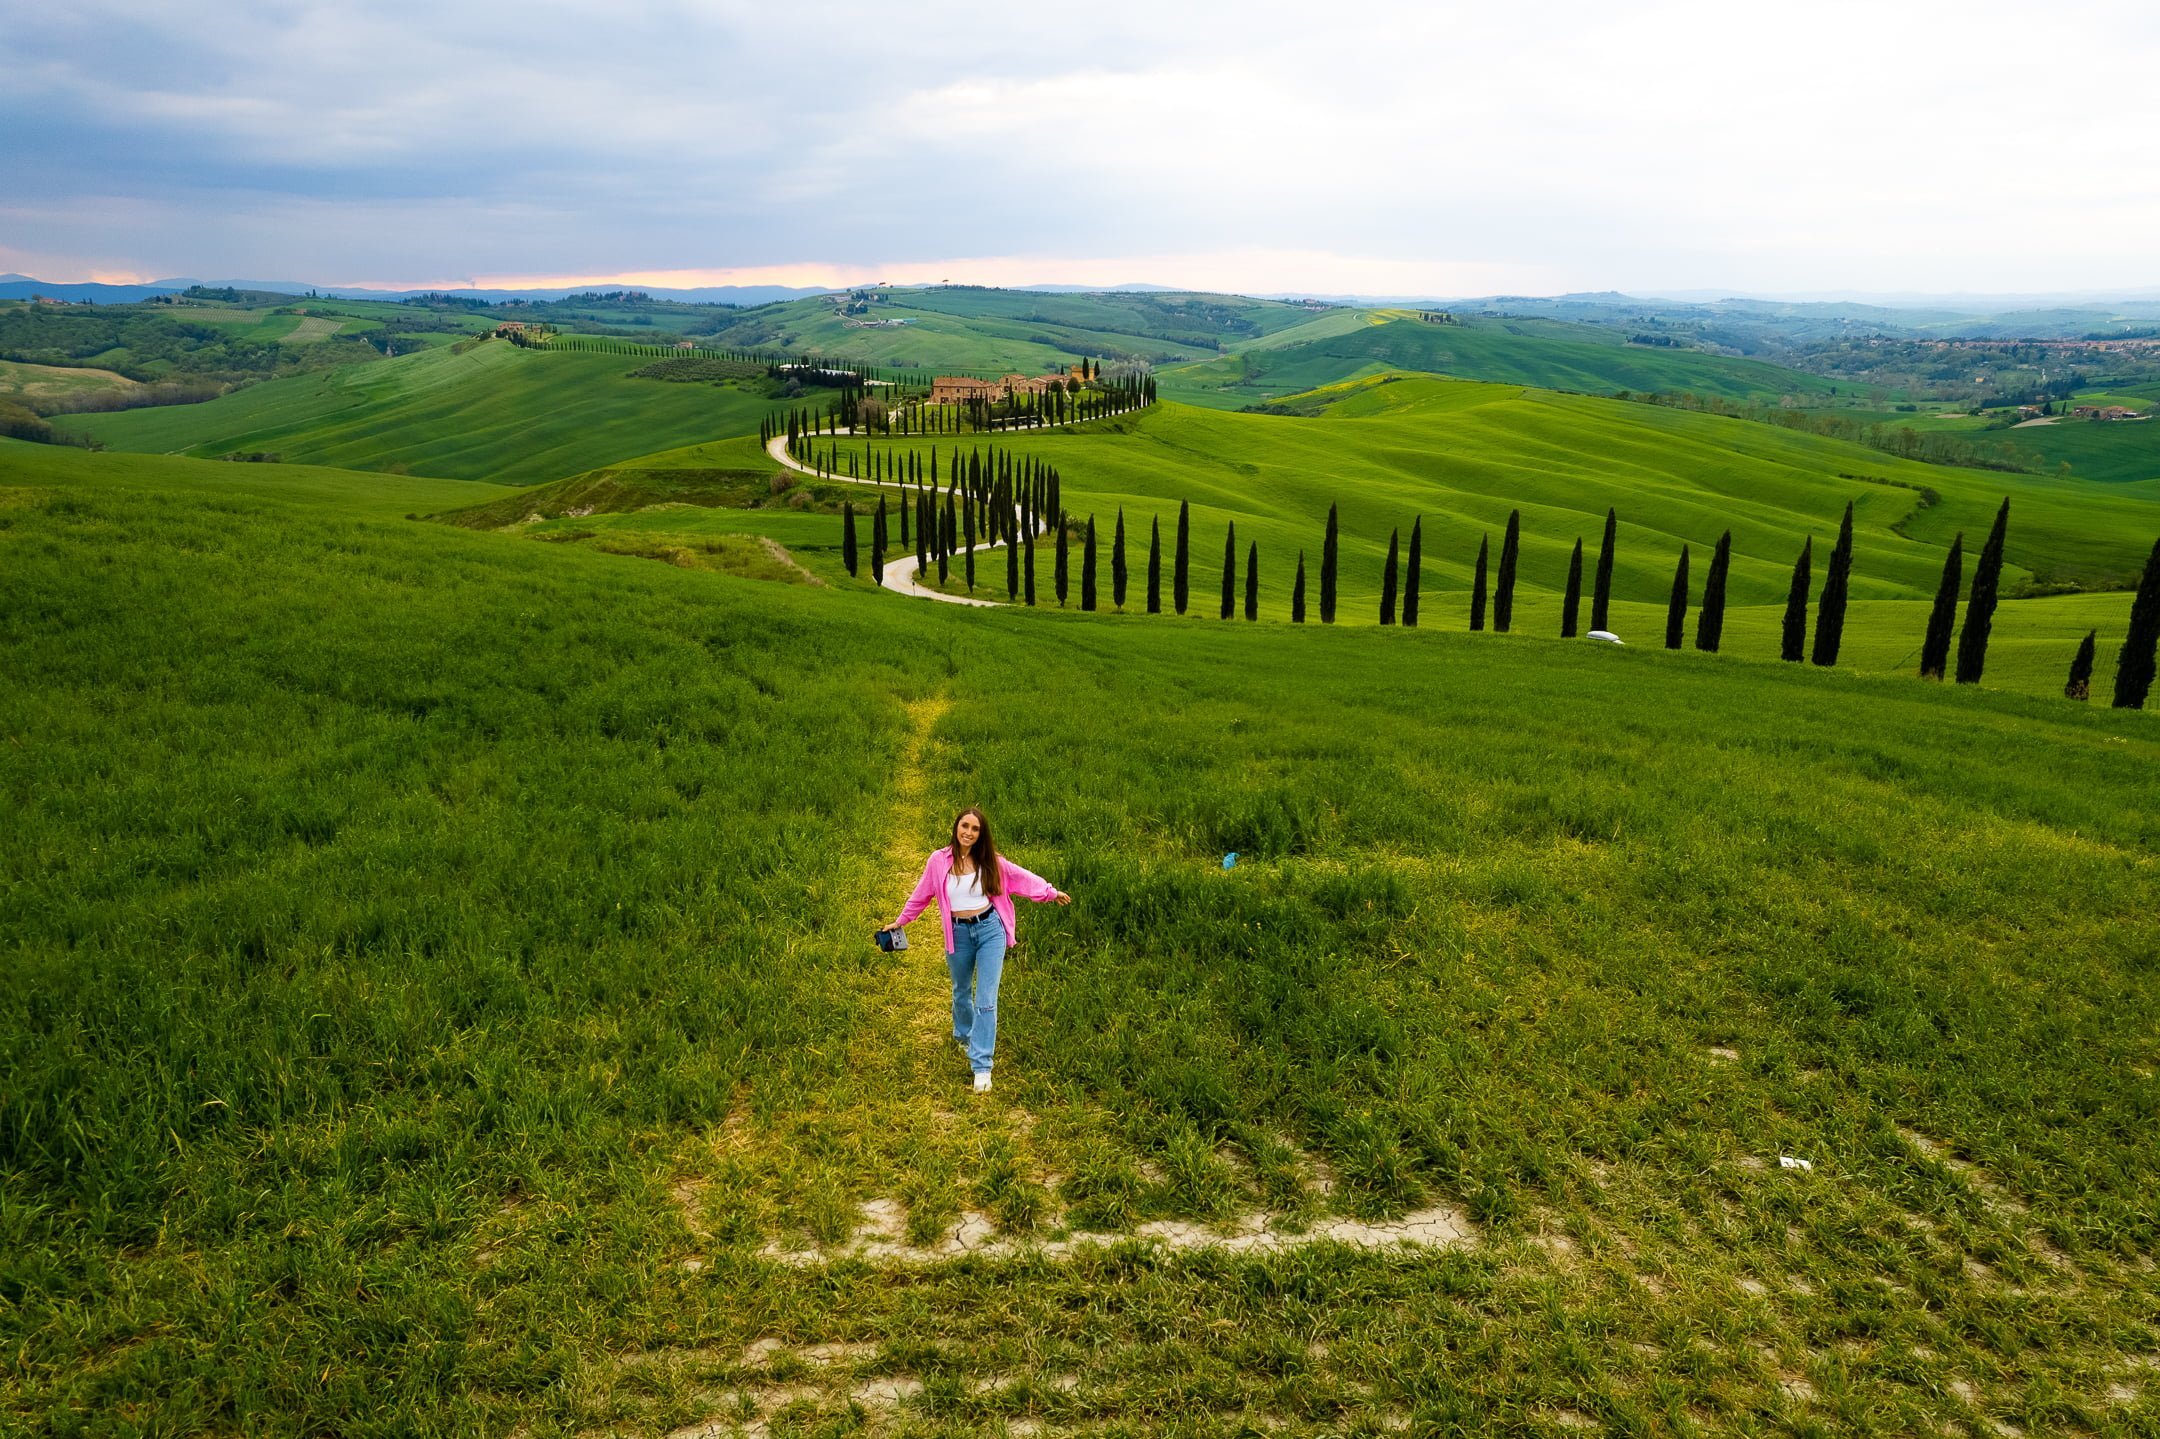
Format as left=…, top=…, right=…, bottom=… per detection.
left=4, top=0, right=2158, bottom=291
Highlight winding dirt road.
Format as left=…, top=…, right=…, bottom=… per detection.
left=765, top=431, right=1015, bottom=607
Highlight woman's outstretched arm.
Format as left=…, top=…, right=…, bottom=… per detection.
left=1000, top=858, right=1071, bottom=905
left=888, top=855, right=939, bottom=929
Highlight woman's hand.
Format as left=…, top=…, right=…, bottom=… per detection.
left=1050, top=889, right=1072, bottom=906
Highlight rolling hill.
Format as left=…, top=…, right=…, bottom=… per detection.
left=4, top=434, right=2156, bottom=1435
left=691, top=287, right=1332, bottom=373
left=445, top=372, right=2160, bottom=700
left=1158, top=312, right=1857, bottom=409
left=67, top=337, right=807, bottom=483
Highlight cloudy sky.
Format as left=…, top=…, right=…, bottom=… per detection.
left=5, top=0, right=2157, bottom=298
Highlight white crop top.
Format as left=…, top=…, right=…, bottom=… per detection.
left=945, top=866, right=987, bottom=910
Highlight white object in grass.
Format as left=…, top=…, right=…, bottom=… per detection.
left=1587, top=630, right=1623, bottom=644
left=1778, top=1155, right=1813, bottom=1172
left=972, top=1071, right=992, bottom=1093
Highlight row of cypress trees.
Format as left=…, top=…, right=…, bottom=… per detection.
left=768, top=370, right=1156, bottom=446
left=842, top=488, right=2160, bottom=709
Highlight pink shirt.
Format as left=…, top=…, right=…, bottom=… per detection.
left=895, top=848, right=1061, bottom=951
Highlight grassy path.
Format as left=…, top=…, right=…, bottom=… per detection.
left=853, top=694, right=960, bottom=1085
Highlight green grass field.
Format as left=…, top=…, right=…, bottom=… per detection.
left=4, top=434, right=2159, bottom=1438
left=696, top=289, right=1328, bottom=374
left=632, top=376, right=2160, bottom=701
left=69, top=339, right=806, bottom=484
left=0, top=358, right=141, bottom=404
left=1158, top=313, right=1856, bottom=410
left=1875, top=410, right=2160, bottom=486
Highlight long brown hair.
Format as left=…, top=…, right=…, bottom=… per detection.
left=950, top=807, right=1004, bottom=897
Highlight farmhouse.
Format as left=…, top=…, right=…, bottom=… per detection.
left=928, top=376, right=1000, bottom=404
left=928, top=372, right=1074, bottom=404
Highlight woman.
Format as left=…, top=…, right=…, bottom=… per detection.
left=883, top=807, right=1070, bottom=1093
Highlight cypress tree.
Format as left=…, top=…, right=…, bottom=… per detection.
left=1024, top=529, right=1037, bottom=606
left=1112, top=508, right=1128, bottom=611
left=1811, top=500, right=1855, bottom=666
left=914, top=495, right=928, bottom=571
left=1561, top=538, right=1583, bottom=637
left=898, top=491, right=909, bottom=548
left=1592, top=507, right=1617, bottom=632
left=1696, top=530, right=1732, bottom=652
left=1664, top=545, right=1690, bottom=649
left=1494, top=510, right=1520, bottom=633
left=1006, top=524, right=1019, bottom=600
left=963, top=494, right=977, bottom=592
left=1470, top=536, right=1489, bottom=631
left=1919, top=533, right=1964, bottom=679
left=2065, top=629, right=2097, bottom=701
left=1403, top=517, right=1422, bottom=627
left=871, top=497, right=887, bottom=587
left=1245, top=541, right=1259, bottom=621
left=1780, top=537, right=1812, bottom=662
left=2113, top=535, right=2160, bottom=708
left=1082, top=516, right=1098, bottom=612
left=1954, top=498, right=2010, bottom=684
left=1220, top=523, right=1237, bottom=620
left=1320, top=503, right=1339, bottom=624
left=1055, top=518, right=1069, bottom=607
left=1380, top=528, right=1400, bottom=625
left=1292, top=552, right=1307, bottom=623
left=1147, top=517, right=1162, bottom=614
left=841, top=500, right=859, bottom=578
left=1174, top=500, right=1191, bottom=615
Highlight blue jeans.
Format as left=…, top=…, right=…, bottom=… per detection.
left=946, top=915, right=1008, bottom=1074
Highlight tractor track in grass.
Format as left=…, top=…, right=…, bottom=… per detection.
left=858, top=693, right=964, bottom=1076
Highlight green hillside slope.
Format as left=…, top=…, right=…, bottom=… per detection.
left=696, top=287, right=1329, bottom=373
left=68, top=338, right=795, bottom=483
left=1160, top=313, right=1853, bottom=409
left=1878, top=409, right=2160, bottom=486
left=710, top=377, right=2158, bottom=608
left=5, top=439, right=2157, bottom=1436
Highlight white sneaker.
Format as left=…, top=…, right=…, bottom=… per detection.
left=972, top=1071, right=992, bottom=1093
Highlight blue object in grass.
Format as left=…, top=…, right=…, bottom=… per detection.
left=1222, top=852, right=1238, bottom=869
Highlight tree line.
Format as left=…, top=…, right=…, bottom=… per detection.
left=769, top=373, right=1154, bottom=463
left=838, top=441, right=1066, bottom=602
left=839, top=487, right=2160, bottom=709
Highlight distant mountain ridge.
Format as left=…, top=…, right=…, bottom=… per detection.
left=0, top=275, right=837, bottom=307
